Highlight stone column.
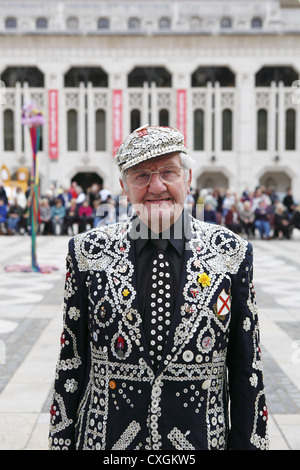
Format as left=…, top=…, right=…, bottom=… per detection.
left=235, top=71, right=256, bottom=194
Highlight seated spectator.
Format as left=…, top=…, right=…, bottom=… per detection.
left=75, top=186, right=86, bottom=206
left=0, top=198, right=8, bottom=234
left=222, top=189, right=237, bottom=217
left=290, top=204, right=300, bottom=231
left=283, top=188, right=296, bottom=218
left=95, top=196, right=116, bottom=226
left=69, top=181, right=78, bottom=199
left=204, top=203, right=218, bottom=224
left=57, top=187, right=72, bottom=208
left=212, top=187, right=224, bottom=214
left=64, top=198, right=79, bottom=235
left=239, top=201, right=255, bottom=238
left=0, top=185, right=8, bottom=205
left=225, top=204, right=242, bottom=234
left=254, top=201, right=271, bottom=239
left=19, top=196, right=31, bottom=234
left=92, top=199, right=101, bottom=227
left=6, top=199, right=23, bottom=234
left=14, top=186, right=27, bottom=210
left=51, top=198, right=66, bottom=235
left=78, top=200, right=93, bottom=233
left=273, top=203, right=291, bottom=239
left=252, top=186, right=272, bottom=211
left=39, top=198, right=52, bottom=235
left=99, top=187, right=112, bottom=203
left=87, top=183, right=101, bottom=208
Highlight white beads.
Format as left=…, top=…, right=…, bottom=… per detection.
left=147, top=250, right=171, bottom=368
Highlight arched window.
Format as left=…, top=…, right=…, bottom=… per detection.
left=64, top=67, right=108, bottom=88
left=159, top=17, right=171, bottom=29
left=67, top=109, right=78, bottom=151
left=192, top=66, right=235, bottom=87
left=128, top=67, right=172, bottom=88
left=36, top=17, right=48, bottom=29
left=252, top=17, right=262, bottom=28
left=67, top=17, right=79, bottom=30
left=1, top=66, right=44, bottom=87
left=5, top=17, right=17, bottom=29
left=255, top=66, right=298, bottom=87
left=95, top=109, right=106, bottom=151
left=221, top=17, right=232, bottom=28
left=190, top=17, right=202, bottom=30
left=222, top=109, right=232, bottom=150
left=4, top=109, right=14, bottom=151
left=130, top=109, right=141, bottom=132
left=285, top=108, right=296, bottom=150
left=194, top=109, right=204, bottom=151
left=98, top=17, right=109, bottom=30
left=159, top=109, right=169, bottom=127
left=128, top=17, right=140, bottom=30
left=257, top=109, right=268, bottom=150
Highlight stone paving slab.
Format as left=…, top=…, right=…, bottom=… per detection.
left=0, top=232, right=300, bottom=450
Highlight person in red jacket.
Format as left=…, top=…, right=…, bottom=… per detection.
left=225, top=204, right=242, bottom=234
left=78, top=200, right=93, bottom=233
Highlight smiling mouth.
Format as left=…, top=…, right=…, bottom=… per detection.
left=146, top=197, right=172, bottom=204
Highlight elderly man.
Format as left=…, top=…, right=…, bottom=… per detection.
left=49, top=125, right=269, bottom=451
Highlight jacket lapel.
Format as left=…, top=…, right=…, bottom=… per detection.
left=105, top=218, right=155, bottom=371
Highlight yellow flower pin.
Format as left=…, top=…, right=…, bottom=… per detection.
left=198, top=272, right=211, bottom=288
left=122, top=288, right=130, bottom=297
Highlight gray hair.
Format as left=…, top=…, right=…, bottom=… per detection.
left=179, top=152, right=194, bottom=181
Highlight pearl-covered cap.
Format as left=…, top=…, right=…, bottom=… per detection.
left=115, top=125, right=188, bottom=175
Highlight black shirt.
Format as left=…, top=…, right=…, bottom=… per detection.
left=130, top=214, right=187, bottom=317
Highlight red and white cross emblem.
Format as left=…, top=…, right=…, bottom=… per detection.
left=217, top=289, right=231, bottom=317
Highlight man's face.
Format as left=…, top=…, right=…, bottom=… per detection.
left=120, top=152, right=191, bottom=232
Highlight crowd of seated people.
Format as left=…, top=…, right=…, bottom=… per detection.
left=1, top=180, right=300, bottom=240
left=0, top=181, right=118, bottom=236
left=190, top=185, right=300, bottom=240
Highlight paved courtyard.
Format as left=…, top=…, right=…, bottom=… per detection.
left=0, top=230, right=300, bottom=450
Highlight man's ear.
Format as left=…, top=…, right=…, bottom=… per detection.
left=187, top=169, right=192, bottom=193
left=119, top=178, right=125, bottom=193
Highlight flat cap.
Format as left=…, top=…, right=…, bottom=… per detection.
left=115, top=125, right=188, bottom=175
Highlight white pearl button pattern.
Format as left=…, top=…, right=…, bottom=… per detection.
left=144, top=239, right=174, bottom=371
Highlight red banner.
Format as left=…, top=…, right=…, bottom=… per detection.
left=48, top=90, right=58, bottom=160
left=112, top=90, right=123, bottom=156
left=177, top=89, right=187, bottom=143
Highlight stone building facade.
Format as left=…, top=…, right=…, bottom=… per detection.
left=0, top=0, right=300, bottom=200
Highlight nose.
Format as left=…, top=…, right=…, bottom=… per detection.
left=148, top=172, right=167, bottom=193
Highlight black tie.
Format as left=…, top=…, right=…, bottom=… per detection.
left=143, top=238, right=174, bottom=371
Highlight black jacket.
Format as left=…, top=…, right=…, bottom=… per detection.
left=49, top=214, right=269, bottom=450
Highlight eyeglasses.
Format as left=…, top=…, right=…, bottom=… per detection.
left=126, top=165, right=184, bottom=188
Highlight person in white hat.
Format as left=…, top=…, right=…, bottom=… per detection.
left=116, top=125, right=193, bottom=234
left=49, top=125, right=269, bottom=451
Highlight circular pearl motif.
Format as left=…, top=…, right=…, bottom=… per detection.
left=182, top=350, right=194, bottom=362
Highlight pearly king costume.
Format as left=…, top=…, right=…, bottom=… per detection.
left=49, top=126, right=269, bottom=450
